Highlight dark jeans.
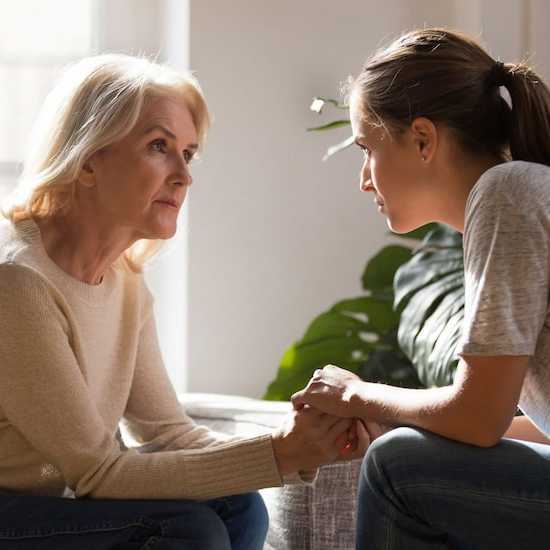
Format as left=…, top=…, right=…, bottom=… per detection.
left=357, top=427, right=550, bottom=549
left=0, top=491, right=268, bottom=549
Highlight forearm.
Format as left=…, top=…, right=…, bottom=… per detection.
left=294, top=361, right=524, bottom=448
left=504, top=416, right=550, bottom=444
left=352, top=381, right=508, bottom=447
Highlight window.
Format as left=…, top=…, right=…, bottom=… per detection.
left=0, top=0, right=95, bottom=195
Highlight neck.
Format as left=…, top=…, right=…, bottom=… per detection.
left=433, top=151, right=505, bottom=233
left=34, top=209, right=136, bottom=285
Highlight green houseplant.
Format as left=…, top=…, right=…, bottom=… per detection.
left=264, top=98, right=465, bottom=401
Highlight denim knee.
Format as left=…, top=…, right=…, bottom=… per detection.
left=160, top=503, right=231, bottom=550
left=232, top=492, right=269, bottom=543
left=361, top=427, right=428, bottom=490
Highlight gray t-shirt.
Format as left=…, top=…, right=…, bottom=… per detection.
left=457, top=160, right=550, bottom=436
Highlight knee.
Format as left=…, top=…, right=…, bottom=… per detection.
left=230, top=492, right=269, bottom=543
left=362, top=426, right=466, bottom=493
left=361, top=427, right=428, bottom=488
left=164, top=504, right=231, bottom=550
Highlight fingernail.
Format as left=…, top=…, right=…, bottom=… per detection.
left=339, top=441, right=353, bottom=455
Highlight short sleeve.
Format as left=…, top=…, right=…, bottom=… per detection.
left=457, top=172, right=550, bottom=357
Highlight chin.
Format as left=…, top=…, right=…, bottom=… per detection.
left=158, top=226, right=177, bottom=239
left=386, top=217, right=424, bottom=235
left=146, top=223, right=178, bottom=240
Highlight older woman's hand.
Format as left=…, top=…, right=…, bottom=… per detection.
left=291, top=365, right=365, bottom=418
left=271, top=406, right=353, bottom=476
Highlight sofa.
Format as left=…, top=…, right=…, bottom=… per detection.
left=181, top=393, right=363, bottom=550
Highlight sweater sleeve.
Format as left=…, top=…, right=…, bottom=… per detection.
left=121, top=294, right=243, bottom=451
left=0, top=264, right=282, bottom=500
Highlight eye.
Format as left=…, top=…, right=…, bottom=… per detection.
left=183, top=149, right=195, bottom=164
left=355, top=140, right=371, bottom=159
left=150, top=138, right=167, bottom=153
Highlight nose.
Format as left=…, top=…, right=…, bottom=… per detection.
left=359, top=159, right=373, bottom=193
left=170, top=154, right=193, bottom=187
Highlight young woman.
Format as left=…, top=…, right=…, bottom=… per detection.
left=293, top=28, right=550, bottom=549
left=0, top=54, right=367, bottom=549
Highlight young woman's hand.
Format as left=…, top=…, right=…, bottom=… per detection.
left=291, top=365, right=365, bottom=418
left=337, top=419, right=392, bottom=461
left=271, top=406, right=353, bottom=476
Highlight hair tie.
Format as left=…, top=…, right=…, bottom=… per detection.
left=487, top=61, right=507, bottom=88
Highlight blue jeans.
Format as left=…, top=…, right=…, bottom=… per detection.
left=357, top=427, right=550, bottom=549
left=0, top=491, right=268, bottom=549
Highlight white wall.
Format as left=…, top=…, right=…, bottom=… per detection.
left=530, top=0, right=550, bottom=81
left=186, top=0, right=454, bottom=397
left=453, top=0, right=550, bottom=81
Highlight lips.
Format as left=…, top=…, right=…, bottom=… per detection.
left=155, top=198, right=179, bottom=209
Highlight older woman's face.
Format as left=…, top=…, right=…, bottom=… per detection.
left=86, top=95, right=198, bottom=240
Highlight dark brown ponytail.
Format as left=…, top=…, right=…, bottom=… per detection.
left=504, top=63, right=550, bottom=164
left=352, top=28, right=550, bottom=166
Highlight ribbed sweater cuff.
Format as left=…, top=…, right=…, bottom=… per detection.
left=182, top=434, right=283, bottom=499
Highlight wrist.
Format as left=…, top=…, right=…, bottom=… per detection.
left=349, top=379, right=370, bottom=417
left=270, top=431, right=295, bottom=477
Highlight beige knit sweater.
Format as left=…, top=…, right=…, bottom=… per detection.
left=0, top=217, right=284, bottom=500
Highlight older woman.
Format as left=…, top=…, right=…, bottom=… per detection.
left=0, top=55, right=368, bottom=550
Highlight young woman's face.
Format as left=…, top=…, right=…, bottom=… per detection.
left=85, top=95, right=198, bottom=240
left=349, top=93, right=432, bottom=234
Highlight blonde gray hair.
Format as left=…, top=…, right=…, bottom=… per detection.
left=2, top=53, right=210, bottom=272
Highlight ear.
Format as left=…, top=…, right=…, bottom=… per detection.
left=78, top=159, right=97, bottom=189
left=409, top=117, right=438, bottom=163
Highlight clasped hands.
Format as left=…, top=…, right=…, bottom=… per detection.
left=271, top=365, right=386, bottom=477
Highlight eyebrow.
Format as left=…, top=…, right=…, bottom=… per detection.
left=143, top=124, right=199, bottom=150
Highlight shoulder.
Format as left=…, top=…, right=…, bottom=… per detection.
left=468, top=161, right=550, bottom=211
left=0, top=261, right=55, bottom=299
left=0, top=218, right=54, bottom=295
left=465, top=161, right=550, bottom=240
left=0, top=263, right=67, bottom=331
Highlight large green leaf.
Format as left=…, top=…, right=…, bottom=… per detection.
left=427, top=308, right=463, bottom=386
left=264, top=306, right=377, bottom=401
left=412, top=287, right=464, bottom=385
left=394, top=230, right=463, bottom=308
left=359, top=346, right=423, bottom=389
left=362, top=245, right=412, bottom=292
left=331, top=296, right=399, bottom=335
left=394, top=225, right=465, bottom=387
left=393, top=223, right=439, bottom=241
